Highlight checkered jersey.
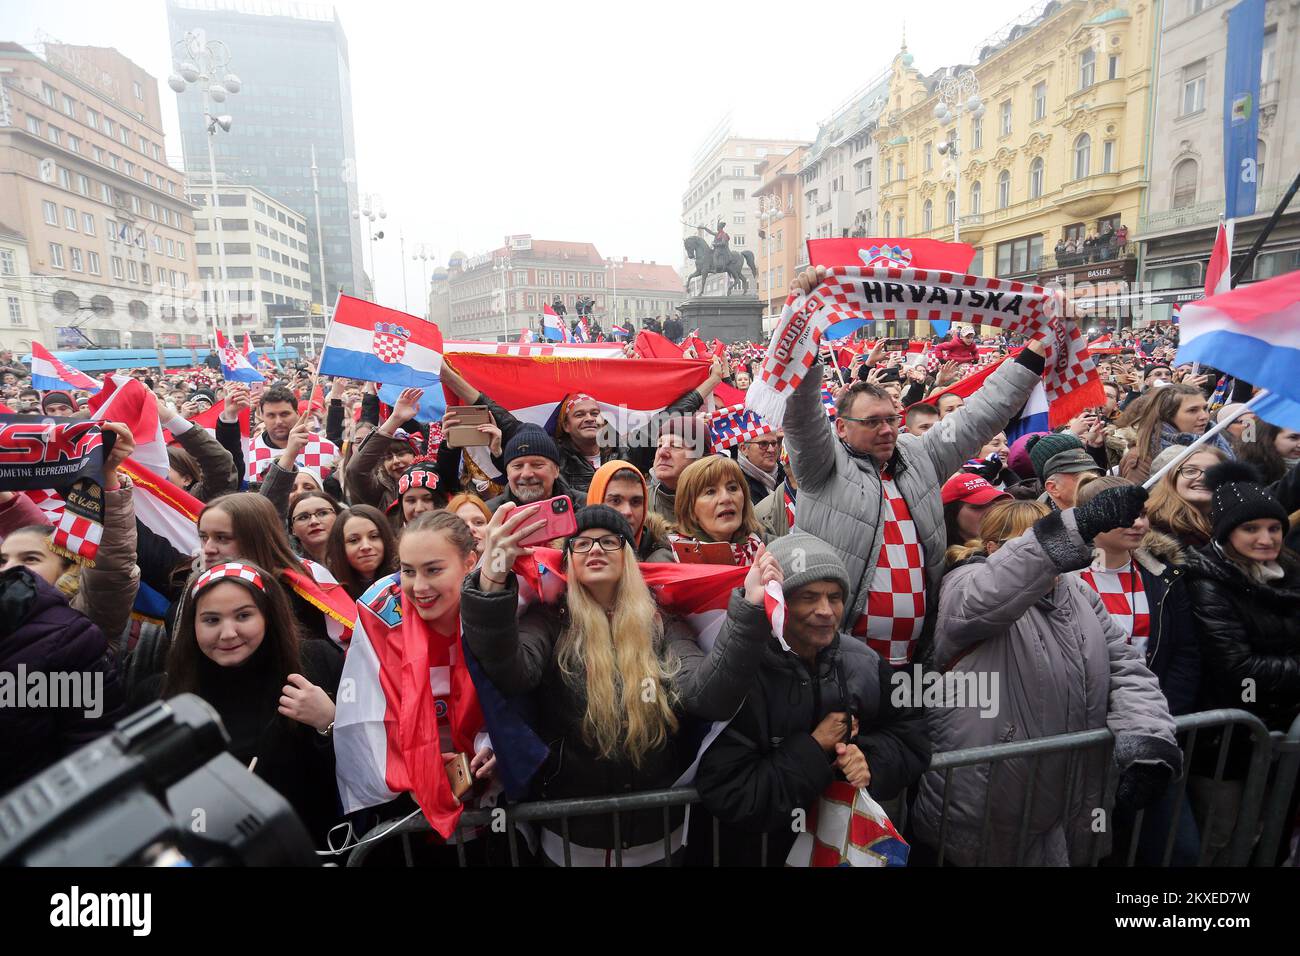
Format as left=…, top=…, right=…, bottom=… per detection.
left=851, top=473, right=926, bottom=665
left=246, top=432, right=339, bottom=484
left=1077, top=559, right=1150, bottom=657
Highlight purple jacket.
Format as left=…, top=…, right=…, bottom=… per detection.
left=0, top=567, right=125, bottom=793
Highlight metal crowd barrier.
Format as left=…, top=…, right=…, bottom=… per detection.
left=344, top=708, right=1295, bottom=867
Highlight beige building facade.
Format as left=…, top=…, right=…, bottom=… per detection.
left=0, top=43, right=199, bottom=349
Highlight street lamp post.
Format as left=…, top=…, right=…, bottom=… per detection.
left=351, top=193, right=385, bottom=301
left=310, top=144, right=329, bottom=333
left=932, top=70, right=984, bottom=244
left=493, top=257, right=512, bottom=342
left=758, top=200, right=784, bottom=328
left=169, top=30, right=241, bottom=342
left=605, top=258, right=622, bottom=330
left=411, top=243, right=434, bottom=320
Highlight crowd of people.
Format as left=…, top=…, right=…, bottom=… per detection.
left=1, top=265, right=1297, bottom=868
left=1053, top=221, right=1130, bottom=267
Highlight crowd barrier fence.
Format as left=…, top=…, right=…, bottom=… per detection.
left=344, top=708, right=1295, bottom=868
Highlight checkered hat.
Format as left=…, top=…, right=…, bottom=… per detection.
left=193, top=562, right=265, bottom=595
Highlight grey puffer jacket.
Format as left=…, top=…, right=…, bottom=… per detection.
left=783, top=354, right=1042, bottom=636
left=910, top=507, right=1181, bottom=866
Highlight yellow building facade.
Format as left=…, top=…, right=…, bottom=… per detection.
left=873, top=1, right=1156, bottom=330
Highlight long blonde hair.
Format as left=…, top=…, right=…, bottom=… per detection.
left=1146, top=446, right=1227, bottom=545
left=945, top=499, right=1049, bottom=566
left=557, top=546, right=680, bottom=767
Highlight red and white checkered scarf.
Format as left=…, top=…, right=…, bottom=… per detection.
left=850, top=470, right=926, bottom=665
left=747, top=267, right=1098, bottom=428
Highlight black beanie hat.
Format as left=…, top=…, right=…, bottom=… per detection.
left=1205, top=461, right=1289, bottom=544
left=504, top=425, right=561, bottom=467
left=570, top=505, right=635, bottom=550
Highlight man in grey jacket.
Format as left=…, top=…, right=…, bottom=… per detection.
left=782, top=273, right=1047, bottom=667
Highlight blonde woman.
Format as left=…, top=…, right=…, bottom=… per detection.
left=462, top=503, right=774, bottom=866
left=909, top=489, right=1180, bottom=866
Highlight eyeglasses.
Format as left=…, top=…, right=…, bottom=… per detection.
left=1177, top=465, right=1206, bottom=480
left=744, top=439, right=782, bottom=450
left=839, top=414, right=902, bottom=430
left=292, top=508, right=336, bottom=525
left=569, top=534, right=624, bottom=554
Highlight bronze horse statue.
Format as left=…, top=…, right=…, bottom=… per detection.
left=683, top=235, right=758, bottom=296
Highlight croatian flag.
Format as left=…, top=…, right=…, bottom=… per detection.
left=215, top=330, right=265, bottom=383
left=443, top=351, right=715, bottom=439
left=1205, top=221, right=1233, bottom=298
left=87, top=374, right=169, bottom=477
left=1178, top=269, right=1300, bottom=430
left=542, top=304, right=568, bottom=342
left=707, top=404, right=775, bottom=452
left=28, top=342, right=99, bottom=391
left=574, top=316, right=591, bottom=343
left=610, top=324, right=630, bottom=339
left=923, top=353, right=1050, bottom=438
left=319, top=295, right=447, bottom=422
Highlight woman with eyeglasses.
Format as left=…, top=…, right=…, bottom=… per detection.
left=668, top=455, right=766, bottom=565
left=1145, top=446, right=1228, bottom=549
left=462, top=503, right=772, bottom=866
left=288, top=490, right=342, bottom=565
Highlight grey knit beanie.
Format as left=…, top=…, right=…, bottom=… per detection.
left=766, top=533, right=850, bottom=599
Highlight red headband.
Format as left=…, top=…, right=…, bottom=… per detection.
left=193, top=562, right=265, bottom=594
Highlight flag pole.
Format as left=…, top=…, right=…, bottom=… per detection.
left=1142, top=389, right=1270, bottom=490
left=1230, top=168, right=1300, bottom=286
left=304, top=289, right=343, bottom=411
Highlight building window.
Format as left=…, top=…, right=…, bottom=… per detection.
left=59, top=168, right=71, bottom=190
left=1029, top=157, right=1044, bottom=198
left=1108, top=54, right=1120, bottom=80
left=997, top=169, right=1011, bottom=209
left=63, top=207, right=77, bottom=231
left=1172, top=158, right=1198, bottom=208
left=883, top=212, right=891, bottom=236
left=1073, top=134, right=1091, bottom=180
left=62, top=94, right=76, bottom=117
left=924, top=141, right=933, bottom=171
left=945, top=190, right=956, bottom=225
left=141, top=263, right=150, bottom=285
left=732, top=166, right=745, bottom=177
left=972, top=118, right=983, bottom=150
left=49, top=243, right=65, bottom=268
left=1033, top=82, right=1047, bottom=121
left=1262, top=26, right=1277, bottom=85
left=970, top=180, right=982, bottom=214
left=1080, top=47, right=1096, bottom=89
left=732, top=189, right=745, bottom=201
left=1103, top=140, right=1115, bottom=173
left=127, top=260, right=139, bottom=282
left=167, top=238, right=176, bottom=257
left=733, top=235, right=746, bottom=246
left=734, top=213, right=745, bottom=224
left=0, top=249, right=13, bottom=276
left=67, top=135, right=80, bottom=154
left=7, top=296, right=21, bottom=326
left=1181, top=60, right=1206, bottom=116
left=99, top=183, right=110, bottom=203
left=1000, top=100, right=1012, bottom=137
left=25, top=115, right=40, bottom=136
left=41, top=83, right=55, bottom=106
left=76, top=174, right=89, bottom=195
left=855, top=159, right=872, bottom=190
left=922, top=199, right=933, bottom=231
left=70, top=248, right=83, bottom=272
left=87, top=251, right=100, bottom=275
left=995, top=235, right=1043, bottom=276
left=111, top=256, right=124, bottom=279
left=81, top=212, right=95, bottom=235
left=43, top=201, right=58, bottom=225
left=133, top=80, right=143, bottom=100
left=48, top=125, right=62, bottom=146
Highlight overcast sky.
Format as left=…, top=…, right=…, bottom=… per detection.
left=7, top=0, right=1040, bottom=313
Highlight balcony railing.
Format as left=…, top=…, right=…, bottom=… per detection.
left=1139, top=182, right=1292, bottom=235
left=1040, top=247, right=1136, bottom=273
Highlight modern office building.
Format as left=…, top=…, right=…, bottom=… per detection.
left=166, top=0, right=364, bottom=314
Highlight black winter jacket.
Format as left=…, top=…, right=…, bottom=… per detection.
left=460, top=575, right=768, bottom=858
left=1130, top=533, right=1202, bottom=716
left=696, top=630, right=930, bottom=864
left=0, top=568, right=125, bottom=793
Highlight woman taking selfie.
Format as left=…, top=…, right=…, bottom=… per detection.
left=335, top=511, right=499, bottom=863
left=324, top=504, right=398, bottom=600
left=461, top=503, right=772, bottom=866
left=140, top=561, right=343, bottom=842
left=668, top=455, right=765, bottom=566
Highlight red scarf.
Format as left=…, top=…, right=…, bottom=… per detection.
left=395, top=599, right=485, bottom=838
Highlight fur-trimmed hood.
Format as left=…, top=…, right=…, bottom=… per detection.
left=1132, top=529, right=1185, bottom=576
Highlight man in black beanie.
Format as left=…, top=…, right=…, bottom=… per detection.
left=485, top=424, right=587, bottom=513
